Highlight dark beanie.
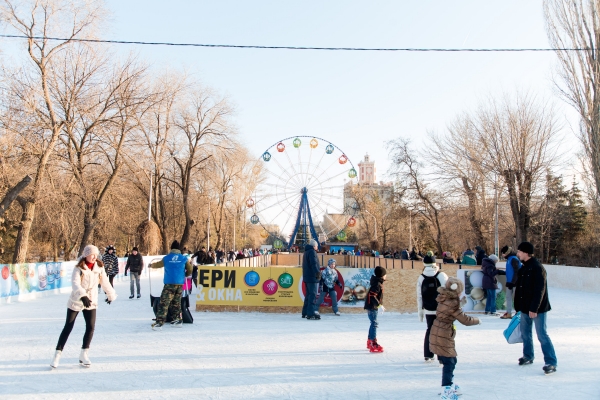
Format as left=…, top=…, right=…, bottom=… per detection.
left=132, top=246, right=139, bottom=252
left=171, top=240, right=180, bottom=250
left=500, top=245, right=509, bottom=254
left=517, top=241, right=534, bottom=255
left=374, top=266, right=387, bottom=277
left=423, top=254, right=435, bottom=264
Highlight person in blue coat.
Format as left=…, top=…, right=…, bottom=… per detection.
left=302, top=239, right=321, bottom=320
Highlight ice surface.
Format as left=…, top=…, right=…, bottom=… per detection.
left=0, top=279, right=598, bottom=399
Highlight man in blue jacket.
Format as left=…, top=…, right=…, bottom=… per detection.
left=302, top=239, right=321, bottom=320
left=150, top=240, right=193, bottom=330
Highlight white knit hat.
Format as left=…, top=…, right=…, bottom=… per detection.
left=81, top=245, right=100, bottom=258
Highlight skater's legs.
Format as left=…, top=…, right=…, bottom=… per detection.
left=56, top=309, right=79, bottom=351
left=81, top=309, right=96, bottom=349
left=367, top=309, right=378, bottom=340
left=156, top=284, right=177, bottom=323
left=485, top=289, right=496, bottom=313
left=505, top=287, right=514, bottom=314
left=130, top=272, right=140, bottom=295
left=135, top=272, right=141, bottom=294
left=305, top=283, right=319, bottom=316
left=424, top=314, right=436, bottom=358
left=330, top=289, right=338, bottom=313
left=438, top=356, right=457, bottom=386
left=167, top=285, right=183, bottom=321
left=533, top=312, right=557, bottom=366
left=108, top=274, right=115, bottom=288
left=520, top=312, right=535, bottom=360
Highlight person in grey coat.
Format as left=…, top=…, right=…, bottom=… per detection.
left=302, top=239, right=321, bottom=320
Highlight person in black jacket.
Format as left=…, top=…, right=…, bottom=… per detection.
left=514, top=241, right=557, bottom=375
left=102, top=245, right=119, bottom=288
left=475, top=246, right=487, bottom=265
left=364, top=266, right=386, bottom=353
left=302, top=239, right=321, bottom=320
left=124, top=247, right=144, bottom=299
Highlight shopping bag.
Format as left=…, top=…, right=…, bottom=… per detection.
left=503, top=311, right=522, bottom=344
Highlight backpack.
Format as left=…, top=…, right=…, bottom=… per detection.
left=421, top=272, right=441, bottom=311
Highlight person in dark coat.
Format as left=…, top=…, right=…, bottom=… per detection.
left=302, top=239, right=321, bottom=320
left=481, top=255, right=505, bottom=315
left=124, top=247, right=144, bottom=299
left=475, top=246, right=487, bottom=265
left=102, top=245, right=119, bottom=288
left=514, top=241, right=557, bottom=374
left=364, top=266, right=386, bottom=353
left=442, top=251, right=455, bottom=264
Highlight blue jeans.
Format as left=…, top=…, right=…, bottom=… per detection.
left=438, top=356, right=457, bottom=386
left=367, top=309, right=379, bottom=340
left=317, top=287, right=339, bottom=313
left=130, top=272, right=140, bottom=296
left=302, top=282, right=319, bottom=317
left=485, top=289, right=496, bottom=313
left=520, top=312, right=557, bottom=366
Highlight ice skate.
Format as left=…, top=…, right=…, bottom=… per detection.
left=137, top=293, right=141, bottom=299
left=170, top=319, right=183, bottom=328
left=499, top=312, right=512, bottom=319
left=519, top=357, right=534, bottom=365
left=306, top=315, right=320, bottom=320
left=438, top=384, right=462, bottom=396
left=543, top=365, right=557, bottom=375
left=334, top=311, right=341, bottom=316
left=79, top=349, right=91, bottom=367
left=367, top=339, right=373, bottom=349
left=129, top=294, right=134, bottom=299
left=440, top=385, right=459, bottom=400
left=152, top=321, right=163, bottom=331
left=369, top=340, right=384, bottom=353
left=50, top=350, right=62, bottom=369
left=424, top=357, right=435, bottom=363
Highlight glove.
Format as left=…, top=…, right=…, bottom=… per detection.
left=105, top=298, right=111, bottom=305
left=378, top=305, right=385, bottom=313
left=418, top=309, right=424, bottom=322
left=337, top=282, right=343, bottom=289
left=81, top=296, right=91, bottom=308
left=477, top=318, right=482, bottom=325
left=506, top=282, right=514, bottom=289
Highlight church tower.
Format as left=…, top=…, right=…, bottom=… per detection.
left=358, top=153, right=376, bottom=184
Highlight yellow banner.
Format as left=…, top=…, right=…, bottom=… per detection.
left=195, top=267, right=304, bottom=306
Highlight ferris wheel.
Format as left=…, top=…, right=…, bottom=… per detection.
left=247, top=136, right=359, bottom=250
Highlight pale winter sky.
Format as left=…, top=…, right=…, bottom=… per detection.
left=2, top=1, right=582, bottom=181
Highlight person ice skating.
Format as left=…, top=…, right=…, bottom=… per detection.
left=481, top=254, right=505, bottom=315
left=50, top=245, right=117, bottom=369
left=124, top=247, right=144, bottom=299
left=317, top=258, right=343, bottom=316
left=102, top=245, right=119, bottom=289
left=302, top=239, right=321, bottom=320
left=514, top=241, right=557, bottom=375
left=500, top=245, right=521, bottom=319
left=416, top=253, right=448, bottom=362
left=429, top=277, right=480, bottom=400
left=364, top=266, right=386, bottom=353
left=149, top=240, right=193, bottom=330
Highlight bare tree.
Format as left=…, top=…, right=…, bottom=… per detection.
left=545, top=0, right=600, bottom=207
left=0, top=0, right=106, bottom=262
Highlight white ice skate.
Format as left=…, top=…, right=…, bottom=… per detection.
left=439, top=384, right=462, bottom=397
left=440, top=385, right=459, bottom=400
left=50, top=350, right=61, bottom=369
left=79, top=348, right=91, bottom=367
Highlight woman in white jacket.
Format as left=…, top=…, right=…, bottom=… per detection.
left=416, top=253, right=448, bottom=362
left=50, top=245, right=117, bottom=369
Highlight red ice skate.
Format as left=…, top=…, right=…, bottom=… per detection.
left=370, top=339, right=384, bottom=353
left=367, top=339, right=373, bottom=349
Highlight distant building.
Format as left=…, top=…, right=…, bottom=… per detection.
left=344, top=154, right=393, bottom=209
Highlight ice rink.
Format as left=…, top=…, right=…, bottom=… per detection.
left=1, top=279, right=598, bottom=399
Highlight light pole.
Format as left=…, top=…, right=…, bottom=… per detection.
left=147, top=169, right=153, bottom=222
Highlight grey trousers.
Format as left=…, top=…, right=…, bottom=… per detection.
left=130, top=272, right=141, bottom=295
left=505, top=287, right=514, bottom=314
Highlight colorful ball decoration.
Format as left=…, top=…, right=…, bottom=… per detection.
left=338, top=154, right=348, bottom=164
left=244, top=271, right=260, bottom=287
left=260, top=230, right=269, bottom=238
left=276, top=142, right=285, bottom=152
left=325, top=144, right=334, bottom=154
left=347, top=217, right=356, bottom=227
left=278, top=272, right=293, bottom=289
left=273, top=239, right=283, bottom=249
left=262, top=151, right=271, bottom=162
left=348, top=168, right=357, bottom=178
left=250, top=214, right=259, bottom=224
left=310, top=138, right=318, bottom=148
left=262, top=279, right=278, bottom=295
left=337, top=231, right=347, bottom=240
left=246, top=197, right=255, bottom=208
left=293, top=137, right=302, bottom=148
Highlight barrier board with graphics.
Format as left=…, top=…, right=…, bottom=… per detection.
left=194, top=267, right=376, bottom=308
left=457, top=268, right=507, bottom=312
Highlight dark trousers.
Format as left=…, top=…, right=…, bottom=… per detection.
left=156, top=284, right=183, bottom=323
left=438, top=356, right=457, bottom=386
left=56, top=308, right=96, bottom=351
left=108, top=274, right=115, bottom=287
left=424, top=314, right=436, bottom=358
left=302, top=282, right=319, bottom=317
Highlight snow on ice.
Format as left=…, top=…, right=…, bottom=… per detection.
left=0, top=279, right=598, bottom=399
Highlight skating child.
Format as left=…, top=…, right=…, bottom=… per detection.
left=429, top=277, right=480, bottom=400
left=50, top=245, right=117, bottom=369
left=364, top=266, right=386, bottom=353
left=317, top=258, right=343, bottom=315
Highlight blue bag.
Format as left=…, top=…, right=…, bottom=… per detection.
left=503, top=311, right=522, bottom=344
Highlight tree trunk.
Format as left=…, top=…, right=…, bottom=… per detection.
left=0, top=175, right=32, bottom=218
left=12, top=197, right=35, bottom=264
left=461, top=176, right=487, bottom=250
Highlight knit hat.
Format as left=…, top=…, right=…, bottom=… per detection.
left=374, top=266, right=387, bottom=277
left=445, top=277, right=464, bottom=293
left=328, top=258, right=336, bottom=266
left=171, top=240, right=180, bottom=250
left=488, top=254, right=499, bottom=263
left=81, top=245, right=99, bottom=258
left=423, top=253, right=436, bottom=264
left=309, top=239, right=318, bottom=248
left=132, top=246, right=139, bottom=252
left=500, top=245, right=511, bottom=255
left=517, top=241, right=534, bottom=255
left=106, top=244, right=115, bottom=252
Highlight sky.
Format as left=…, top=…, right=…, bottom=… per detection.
left=92, top=0, right=580, bottom=181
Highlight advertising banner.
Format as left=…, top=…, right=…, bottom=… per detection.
left=194, top=266, right=376, bottom=308
left=0, top=261, right=76, bottom=301
left=457, top=268, right=507, bottom=312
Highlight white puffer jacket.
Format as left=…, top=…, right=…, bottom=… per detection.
left=416, top=264, right=449, bottom=315
left=67, top=259, right=117, bottom=312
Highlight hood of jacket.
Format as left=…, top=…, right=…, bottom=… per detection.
left=422, top=264, right=440, bottom=277
left=481, top=257, right=496, bottom=270
left=304, top=244, right=315, bottom=252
